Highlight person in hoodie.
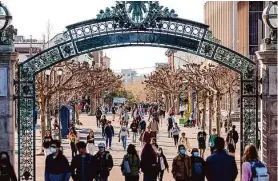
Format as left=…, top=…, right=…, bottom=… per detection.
left=71, top=141, right=97, bottom=181
left=0, top=152, right=17, bottom=181
left=45, top=140, right=71, bottom=181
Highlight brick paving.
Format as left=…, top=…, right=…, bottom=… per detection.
left=15, top=114, right=241, bottom=181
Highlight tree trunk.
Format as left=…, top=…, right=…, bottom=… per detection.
left=208, top=93, right=213, bottom=135
left=39, top=98, right=46, bottom=153
left=216, top=91, right=221, bottom=135
left=89, top=93, right=97, bottom=116
left=196, top=91, right=200, bottom=128
left=227, top=88, right=232, bottom=129
left=202, top=91, right=207, bottom=129
left=176, top=94, right=180, bottom=115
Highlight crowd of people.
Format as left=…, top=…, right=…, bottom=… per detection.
left=0, top=103, right=269, bottom=181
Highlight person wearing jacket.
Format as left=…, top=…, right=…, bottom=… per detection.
left=172, top=144, right=192, bottom=181
left=205, top=137, right=238, bottom=181
left=121, top=144, right=140, bottom=181
left=179, top=132, right=191, bottom=152
left=226, top=125, right=239, bottom=149
left=96, top=107, right=102, bottom=128
left=141, top=137, right=158, bottom=181
left=71, top=141, right=97, bottom=181
left=0, top=152, right=17, bottom=181
left=157, top=147, right=169, bottom=181
left=45, top=140, right=71, bottom=181
left=104, top=121, right=114, bottom=150
left=190, top=148, right=205, bottom=181
left=95, top=143, right=114, bottom=181
left=86, top=130, right=95, bottom=155
left=172, top=123, right=181, bottom=147
left=100, top=115, right=108, bottom=137
left=130, top=120, right=138, bottom=143
left=43, top=130, right=53, bottom=158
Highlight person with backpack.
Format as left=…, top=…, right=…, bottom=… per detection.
left=197, top=128, right=207, bottom=158
left=172, top=123, right=181, bottom=147
left=119, top=124, right=129, bottom=150
left=179, top=132, right=191, bottom=152
left=100, top=115, right=108, bottom=138
left=227, top=143, right=235, bottom=157
left=104, top=121, right=114, bottom=150
left=96, top=107, right=102, bottom=128
left=205, top=137, right=238, bottom=181
left=208, top=128, right=218, bottom=154
left=71, top=141, right=97, bottom=181
left=167, top=116, right=174, bottom=138
left=95, top=143, right=114, bottom=181
left=139, top=119, right=146, bottom=134
left=157, top=147, right=169, bottom=181
left=190, top=148, right=205, bottom=181
left=242, top=144, right=269, bottom=181
left=226, top=125, right=239, bottom=150
left=121, top=144, right=140, bottom=181
left=130, top=119, right=138, bottom=143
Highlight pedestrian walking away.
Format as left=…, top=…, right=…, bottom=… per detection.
left=226, top=125, right=239, bottom=150
left=111, top=105, right=116, bottom=121
left=68, top=128, right=79, bottom=158
left=172, top=144, right=192, bottom=181
left=227, top=143, right=235, bottom=157
left=100, top=115, right=108, bottom=138
left=121, top=144, right=140, bottom=181
left=157, top=147, right=169, bottom=181
left=139, top=119, right=146, bottom=134
left=190, top=148, right=205, bottom=181
left=197, top=128, right=207, bottom=158
left=208, top=128, right=218, bottom=154
left=45, top=140, right=71, bottom=181
left=167, top=116, right=174, bottom=138
left=179, top=104, right=185, bottom=118
left=95, top=143, right=114, bottom=181
left=86, top=129, right=95, bottom=155
left=104, top=121, right=114, bottom=150
left=0, top=152, right=17, bottom=181
left=130, top=120, right=138, bottom=143
left=141, top=137, right=158, bottom=181
left=205, top=137, right=238, bottom=181
left=71, top=141, right=97, bottom=181
left=96, top=107, right=103, bottom=128
left=241, top=144, right=269, bottom=181
left=172, top=123, right=181, bottom=146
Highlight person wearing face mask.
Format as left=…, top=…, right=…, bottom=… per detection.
left=172, top=145, right=192, bottom=181
left=95, top=142, right=114, bottom=181
left=45, top=140, right=71, bottom=181
left=0, top=152, right=17, bottom=181
left=157, top=147, right=169, bottom=181
left=189, top=148, right=205, bottom=181
left=86, top=130, right=95, bottom=155
left=71, top=141, right=97, bottom=181
left=43, top=130, right=53, bottom=158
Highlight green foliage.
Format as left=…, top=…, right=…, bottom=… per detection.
left=104, top=88, right=136, bottom=104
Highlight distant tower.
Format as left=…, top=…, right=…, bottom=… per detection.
left=102, top=53, right=111, bottom=69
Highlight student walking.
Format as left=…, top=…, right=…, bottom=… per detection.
left=119, top=125, right=129, bottom=150
left=208, top=128, right=218, bottom=154
left=179, top=132, right=191, bottom=152
left=95, top=143, right=114, bottom=181
left=100, top=115, right=108, bottom=138
left=121, top=144, right=140, bottom=181
left=104, top=121, right=114, bottom=150
left=43, top=130, right=53, bottom=158
left=68, top=128, right=79, bottom=158
left=130, top=120, right=138, bottom=143
left=167, top=116, right=174, bottom=138
left=0, top=152, right=17, bottom=181
left=86, top=130, right=95, bottom=155
left=226, top=125, right=239, bottom=150
left=172, top=123, right=181, bottom=146
left=45, top=140, right=71, bottom=181
left=157, top=147, right=169, bottom=181
left=197, top=128, right=207, bottom=158
left=96, top=107, right=102, bottom=128
left=71, top=141, right=97, bottom=181
left=190, top=148, right=205, bottom=181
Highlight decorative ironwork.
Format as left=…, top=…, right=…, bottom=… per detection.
left=17, top=1, right=258, bottom=180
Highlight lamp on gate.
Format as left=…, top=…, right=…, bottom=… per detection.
left=262, top=1, right=277, bottom=44
left=0, top=2, right=12, bottom=31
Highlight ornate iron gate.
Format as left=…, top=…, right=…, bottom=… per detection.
left=17, top=1, right=258, bottom=180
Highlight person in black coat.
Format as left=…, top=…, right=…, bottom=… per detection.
left=104, top=121, right=114, bottom=149
left=157, top=147, right=169, bottom=181
left=226, top=125, right=239, bottom=149
left=71, top=141, right=97, bottom=181
left=190, top=148, right=205, bottom=181
left=0, top=152, right=17, bottom=181
left=45, top=140, right=71, bottom=181
left=96, top=107, right=102, bottom=128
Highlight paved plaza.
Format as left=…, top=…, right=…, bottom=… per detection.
left=15, top=113, right=241, bottom=181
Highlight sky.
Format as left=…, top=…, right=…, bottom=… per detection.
left=5, top=0, right=205, bottom=74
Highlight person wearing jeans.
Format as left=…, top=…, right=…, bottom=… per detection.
left=172, top=123, right=180, bottom=147
left=104, top=121, right=114, bottom=150
left=119, top=125, right=129, bottom=150
left=130, top=120, right=138, bottom=143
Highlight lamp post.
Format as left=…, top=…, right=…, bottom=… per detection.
left=45, top=69, right=51, bottom=133
left=0, top=2, right=12, bottom=31
left=262, top=1, right=277, bottom=47
left=57, top=68, right=63, bottom=141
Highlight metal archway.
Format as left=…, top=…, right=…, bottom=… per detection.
left=17, top=1, right=258, bottom=180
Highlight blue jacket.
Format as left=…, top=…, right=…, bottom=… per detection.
left=104, top=125, right=114, bottom=137
left=205, top=150, right=238, bottom=181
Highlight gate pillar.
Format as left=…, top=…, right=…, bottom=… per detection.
left=0, top=51, right=17, bottom=165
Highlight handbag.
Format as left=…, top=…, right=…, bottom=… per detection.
left=123, top=156, right=131, bottom=174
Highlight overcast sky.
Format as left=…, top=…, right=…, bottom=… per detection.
left=5, top=0, right=205, bottom=74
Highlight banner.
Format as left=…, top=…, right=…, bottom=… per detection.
left=0, top=68, right=7, bottom=97
left=113, top=97, right=126, bottom=104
